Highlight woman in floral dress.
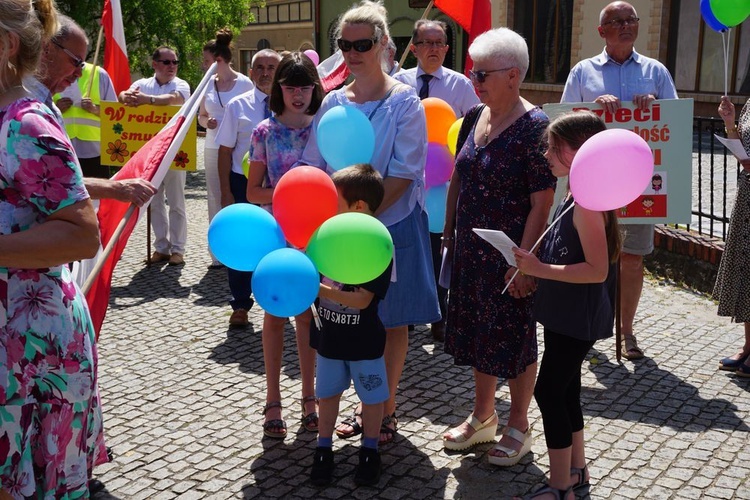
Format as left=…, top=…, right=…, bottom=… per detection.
left=0, top=0, right=107, bottom=497
left=441, top=28, right=556, bottom=466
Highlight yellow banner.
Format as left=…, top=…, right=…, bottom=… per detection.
left=100, top=102, right=197, bottom=171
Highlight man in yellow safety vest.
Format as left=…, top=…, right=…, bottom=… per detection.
left=55, top=62, right=117, bottom=179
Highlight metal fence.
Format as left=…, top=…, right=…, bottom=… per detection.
left=687, top=116, right=742, bottom=241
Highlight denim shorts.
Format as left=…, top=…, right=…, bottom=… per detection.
left=378, top=207, right=441, bottom=328
left=315, top=354, right=389, bottom=405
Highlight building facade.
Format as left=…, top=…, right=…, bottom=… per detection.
left=236, top=1, right=748, bottom=116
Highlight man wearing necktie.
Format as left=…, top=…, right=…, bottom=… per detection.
left=395, top=20, right=480, bottom=342
left=215, top=49, right=281, bottom=327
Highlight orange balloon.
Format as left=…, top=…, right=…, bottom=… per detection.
left=422, top=97, right=457, bottom=145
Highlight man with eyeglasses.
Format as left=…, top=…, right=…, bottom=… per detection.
left=395, top=19, right=479, bottom=342
left=561, top=1, right=678, bottom=361
left=119, top=46, right=191, bottom=267
left=215, top=48, right=282, bottom=327
left=24, top=15, right=157, bottom=209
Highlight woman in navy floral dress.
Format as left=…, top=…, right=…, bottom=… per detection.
left=441, top=28, right=556, bottom=467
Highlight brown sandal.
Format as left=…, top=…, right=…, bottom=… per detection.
left=379, top=413, right=398, bottom=445
left=335, top=409, right=363, bottom=439
left=622, top=335, right=644, bottom=360
left=301, top=396, right=319, bottom=432
left=262, top=401, right=287, bottom=439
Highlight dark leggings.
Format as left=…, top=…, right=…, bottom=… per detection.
left=534, top=328, right=595, bottom=450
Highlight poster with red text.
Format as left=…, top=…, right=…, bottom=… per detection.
left=543, top=99, right=693, bottom=225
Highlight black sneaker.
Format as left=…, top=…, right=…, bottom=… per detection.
left=354, top=447, right=381, bottom=486
left=310, top=447, right=334, bottom=486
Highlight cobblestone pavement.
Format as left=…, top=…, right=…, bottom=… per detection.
left=91, top=157, right=750, bottom=499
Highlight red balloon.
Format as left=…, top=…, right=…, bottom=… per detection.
left=272, top=166, right=338, bottom=249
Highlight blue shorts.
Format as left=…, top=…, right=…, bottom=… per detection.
left=315, top=354, right=389, bottom=405
left=378, top=207, right=441, bottom=328
left=620, top=223, right=654, bottom=256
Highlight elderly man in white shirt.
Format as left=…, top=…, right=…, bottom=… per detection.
left=119, top=46, right=191, bottom=266
left=214, top=49, right=281, bottom=327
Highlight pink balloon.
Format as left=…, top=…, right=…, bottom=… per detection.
left=569, top=129, right=654, bottom=211
left=303, top=49, right=320, bottom=66
left=425, top=142, right=454, bottom=188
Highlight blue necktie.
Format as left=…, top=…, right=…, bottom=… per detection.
left=419, top=74, right=433, bottom=99
left=263, top=96, right=271, bottom=119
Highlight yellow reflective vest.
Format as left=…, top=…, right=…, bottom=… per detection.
left=59, top=63, right=101, bottom=142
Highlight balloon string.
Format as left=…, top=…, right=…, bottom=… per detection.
left=501, top=200, right=577, bottom=295
left=722, top=28, right=731, bottom=96
left=311, top=304, right=322, bottom=330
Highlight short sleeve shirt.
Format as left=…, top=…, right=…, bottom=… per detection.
left=310, top=262, right=392, bottom=361
left=215, top=87, right=268, bottom=174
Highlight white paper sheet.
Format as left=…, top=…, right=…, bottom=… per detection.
left=472, top=228, right=518, bottom=267
left=715, top=134, right=750, bottom=161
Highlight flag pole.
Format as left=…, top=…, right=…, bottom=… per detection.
left=82, top=204, right=136, bottom=294
left=86, top=25, right=105, bottom=98
left=80, top=63, right=217, bottom=292
left=397, top=0, right=434, bottom=71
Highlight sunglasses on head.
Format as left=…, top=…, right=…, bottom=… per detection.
left=52, top=40, right=85, bottom=69
left=337, top=38, right=377, bottom=53
left=469, top=67, right=514, bottom=83
left=157, top=59, right=179, bottom=66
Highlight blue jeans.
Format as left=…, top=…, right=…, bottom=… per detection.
left=227, top=171, right=254, bottom=310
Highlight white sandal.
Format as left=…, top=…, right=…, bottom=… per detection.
left=488, top=426, right=532, bottom=466
left=442, top=412, right=498, bottom=451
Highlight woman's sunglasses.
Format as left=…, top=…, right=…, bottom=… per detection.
left=337, top=38, right=377, bottom=53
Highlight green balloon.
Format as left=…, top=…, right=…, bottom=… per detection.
left=242, top=151, right=250, bottom=177
left=710, top=0, right=750, bottom=27
left=306, top=212, right=394, bottom=285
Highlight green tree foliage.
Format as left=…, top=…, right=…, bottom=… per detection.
left=57, top=0, right=262, bottom=88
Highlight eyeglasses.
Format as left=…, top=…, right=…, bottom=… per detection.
left=469, top=67, right=514, bottom=83
left=337, top=38, right=377, bottom=53
left=414, top=41, right=446, bottom=49
left=280, top=85, right=315, bottom=94
left=601, top=16, right=639, bottom=28
left=52, top=40, right=85, bottom=69
left=156, top=59, right=180, bottom=66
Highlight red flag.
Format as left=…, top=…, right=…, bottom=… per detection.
left=434, top=0, right=492, bottom=71
left=102, top=0, right=130, bottom=94
left=82, top=65, right=215, bottom=337
left=317, top=50, right=350, bottom=93
left=84, top=117, right=185, bottom=335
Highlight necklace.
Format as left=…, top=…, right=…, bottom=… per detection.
left=483, top=101, right=522, bottom=145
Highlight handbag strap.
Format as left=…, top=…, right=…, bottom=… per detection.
left=367, top=84, right=402, bottom=120
left=455, top=104, right=485, bottom=154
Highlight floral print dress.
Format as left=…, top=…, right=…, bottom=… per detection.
left=0, top=98, right=106, bottom=498
left=445, top=106, right=556, bottom=378
left=249, top=115, right=312, bottom=212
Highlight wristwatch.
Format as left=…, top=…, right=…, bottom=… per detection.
left=150, top=96, right=155, bottom=105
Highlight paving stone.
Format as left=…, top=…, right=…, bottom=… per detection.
left=89, top=141, right=750, bottom=499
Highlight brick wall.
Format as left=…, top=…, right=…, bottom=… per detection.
left=646, top=226, right=724, bottom=294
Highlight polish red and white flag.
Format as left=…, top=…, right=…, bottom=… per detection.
left=102, top=0, right=130, bottom=94
left=317, top=50, right=350, bottom=93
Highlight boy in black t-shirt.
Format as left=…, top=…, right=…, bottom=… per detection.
left=309, top=164, right=392, bottom=487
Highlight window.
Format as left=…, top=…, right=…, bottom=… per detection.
left=240, top=49, right=255, bottom=76
left=513, top=0, right=574, bottom=84
left=669, top=1, right=749, bottom=94
left=249, top=1, right=312, bottom=25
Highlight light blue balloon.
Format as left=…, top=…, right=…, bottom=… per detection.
left=252, top=248, right=320, bottom=318
left=425, top=183, right=448, bottom=233
left=207, top=204, right=286, bottom=271
left=316, top=105, right=375, bottom=170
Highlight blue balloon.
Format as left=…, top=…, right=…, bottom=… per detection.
left=207, top=204, right=286, bottom=271
left=252, top=248, right=320, bottom=318
left=316, top=105, right=375, bottom=170
left=425, top=183, right=448, bottom=233
left=701, top=0, right=729, bottom=32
